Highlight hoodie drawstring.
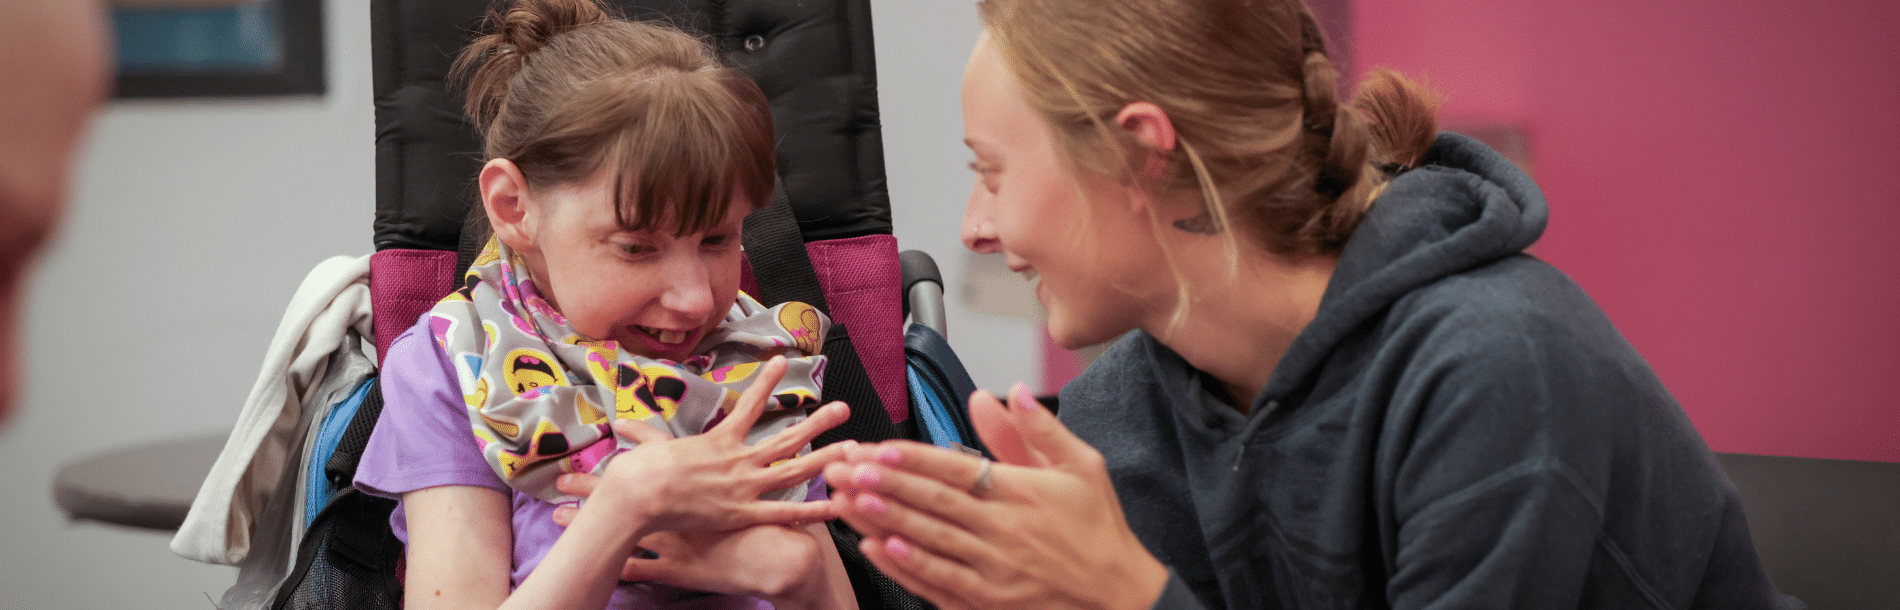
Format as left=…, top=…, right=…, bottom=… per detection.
left=1234, top=400, right=1279, bottom=471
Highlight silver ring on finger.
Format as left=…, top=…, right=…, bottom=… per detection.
left=970, top=458, right=994, bottom=495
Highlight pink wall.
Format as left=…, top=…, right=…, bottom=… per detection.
left=1354, top=0, right=1900, bottom=461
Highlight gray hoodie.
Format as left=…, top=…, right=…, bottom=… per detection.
left=1061, top=133, right=1801, bottom=610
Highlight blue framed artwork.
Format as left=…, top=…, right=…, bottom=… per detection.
left=111, top=0, right=324, bottom=98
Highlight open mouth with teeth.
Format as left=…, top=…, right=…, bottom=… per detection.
left=632, top=325, right=691, bottom=345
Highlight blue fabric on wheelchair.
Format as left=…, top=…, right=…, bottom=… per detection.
left=908, top=367, right=966, bottom=450
left=305, top=378, right=376, bottom=528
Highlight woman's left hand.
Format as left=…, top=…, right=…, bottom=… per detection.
left=825, top=385, right=1168, bottom=610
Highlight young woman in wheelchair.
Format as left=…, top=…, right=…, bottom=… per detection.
left=353, top=1, right=857, bottom=608
left=824, top=0, right=1800, bottom=608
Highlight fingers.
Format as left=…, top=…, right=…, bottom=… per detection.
left=836, top=441, right=994, bottom=505
left=842, top=487, right=992, bottom=562
left=859, top=535, right=981, bottom=610
left=710, top=355, right=787, bottom=439
left=969, top=387, right=1045, bottom=467
left=555, top=472, right=602, bottom=498
left=618, top=532, right=685, bottom=581
left=758, top=439, right=852, bottom=491
left=750, top=401, right=849, bottom=464
left=732, top=498, right=840, bottom=526
left=618, top=557, right=667, bottom=583
left=831, top=459, right=994, bottom=536
left=1005, top=383, right=1097, bottom=470
left=612, top=417, right=676, bottom=445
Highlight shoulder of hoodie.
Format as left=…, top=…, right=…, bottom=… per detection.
left=1059, top=331, right=1171, bottom=426
left=1380, top=252, right=1632, bottom=358
left=1366, top=253, right=1665, bottom=433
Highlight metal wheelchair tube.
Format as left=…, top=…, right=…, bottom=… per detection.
left=900, top=250, right=948, bottom=339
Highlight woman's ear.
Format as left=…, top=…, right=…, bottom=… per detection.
left=479, top=158, right=538, bottom=251
left=1116, top=102, right=1176, bottom=185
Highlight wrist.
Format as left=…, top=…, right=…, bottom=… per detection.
left=756, top=536, right=830, bottom=609
left=575, top=477, right=662, bottom=542
left=760, top=573, right=824, bottom=610
left=1108, top=551, right=1170, bottom=610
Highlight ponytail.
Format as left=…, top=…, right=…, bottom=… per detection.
left=1351, top=67, right=1443, bottom=175
left=1289, top=9, right=1445, bottom=252
left=1294, top=10, right=1375, bottom=247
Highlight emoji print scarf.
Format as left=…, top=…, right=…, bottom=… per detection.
left=424, top=238, right=828, bottom=504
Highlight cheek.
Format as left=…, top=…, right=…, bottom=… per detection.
left=999, top=184, right=1082, bottom=256
left=706, top=250, right=745, bottom=314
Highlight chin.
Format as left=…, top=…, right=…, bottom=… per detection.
left=1044, top=312, right=1121, bottom=351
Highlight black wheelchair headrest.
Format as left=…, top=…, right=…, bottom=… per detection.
left=370, top=0, right=890, bottom=252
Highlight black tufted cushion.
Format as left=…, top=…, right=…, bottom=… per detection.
left=369, top=0, right=891, bottom=252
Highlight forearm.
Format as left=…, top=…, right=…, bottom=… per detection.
left=403, top=486, right=516, bottom=610
left=502, top=489, right=658, bottom=610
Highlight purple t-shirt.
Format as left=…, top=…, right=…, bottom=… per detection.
left=357, top=322, right=819, bottom=610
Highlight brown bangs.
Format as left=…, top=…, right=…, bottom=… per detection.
left=458, top=12, right=777, bottom=243
left=596, top=68, right=776, bottom=237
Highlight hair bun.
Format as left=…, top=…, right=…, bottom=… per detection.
left=453, top=0, right=613, bottom=133
left=492, top=0, right=608, bottom=58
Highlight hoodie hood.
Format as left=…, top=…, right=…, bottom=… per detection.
left=1249, top=131, right=1549, bottom=418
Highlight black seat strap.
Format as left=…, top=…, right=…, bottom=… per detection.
left=743, top=184, right=899, bottom=445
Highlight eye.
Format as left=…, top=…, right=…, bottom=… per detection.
left=701, top=232, right=741, bottom=249
left=617, top=242, right=658, bottom=256
left=968, top=160, right=1000, bottom=192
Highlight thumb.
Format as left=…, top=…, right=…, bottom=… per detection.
left=613, top=416, right=676, bottom=445
left=555, top=473, right=601, bottom=499
left=1006, top=383, right=1094, bottom=469
left=969, top=387, right=1046, bottom=467
left=618, top=532, right=682, bottom=581
left=616, top=556, right=671, bottom=583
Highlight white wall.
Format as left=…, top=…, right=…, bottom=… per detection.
left=0, top=2, right=1025, bottom=608
left=872, top=1, right=1042, bottom=393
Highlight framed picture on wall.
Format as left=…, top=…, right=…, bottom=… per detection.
left=111, top=0, right=325, bottom=99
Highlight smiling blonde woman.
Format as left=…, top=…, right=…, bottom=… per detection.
left=825, top=0, right=1803, bottom=608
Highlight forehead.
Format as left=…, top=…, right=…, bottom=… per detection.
left=961, top=35, right=1042, bottom=152
left=558, top=175, right=754, bottom=234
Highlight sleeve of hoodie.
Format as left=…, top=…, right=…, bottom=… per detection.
left=1149, top=571, right=1212, bottom=610
left=1378, top=286, right=1658, bottom=610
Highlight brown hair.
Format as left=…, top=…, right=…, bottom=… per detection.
left=452, top=0, right=776, bottom=238
left=977, top=0, right=1442, bottom=259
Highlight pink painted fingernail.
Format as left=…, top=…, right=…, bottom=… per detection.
left=854, top=465, right=882, bottom=487
left=876, top=445, right=901, bottom=466
left=1010, top=383, right=1042, bottom=411
left=858, top=493, right=888, bottom=514
left=885, top=536, right=913, bottom=560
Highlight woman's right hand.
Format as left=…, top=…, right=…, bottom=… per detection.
left=570, top=356, right=852, bottom=536
left=826, top=384, right=1169, bottom=610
